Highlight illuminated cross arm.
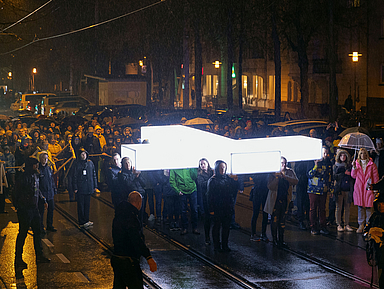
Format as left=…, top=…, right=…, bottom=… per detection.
left=121, top=125, right=322, bottom=174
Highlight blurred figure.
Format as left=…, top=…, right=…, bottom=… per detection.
left=170, top=168, right=199, bottom=235
left=265, top=157, right=298, bottom=247
left=111, top=191, right=157, bottom=288
left=307, top=147, right=333, bottom=235
left=207, top=160, right=239, bottom=252
left=333, top=149, right=354, bottom=232
left=352, top=148, right=379, bottom=233
left=73, top=148, right=98, bottom=229
left=38, top=151, right=57, bottom=233
left=14, top=157, right=51, bottom=269
left=106, top=153, right=122, bottom=208
left=196, top=158, right=214, bottom=245
left=249, top=173, right=269, bottom=242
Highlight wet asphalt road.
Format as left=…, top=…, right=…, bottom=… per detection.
left=0, top=188, right=379, bottom=289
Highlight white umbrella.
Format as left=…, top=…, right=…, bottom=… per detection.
left=338, top=132, right=375, bottom=151
left=183, top=117, right=213, bottom=125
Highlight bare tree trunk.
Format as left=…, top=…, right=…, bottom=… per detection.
left=297, top=44, right=309, bottom=118
left=194, top=17, right=202, bottom=109
left=238, top=0, right=244, bottom=109
left=328, top=0, right=338, bottom=122
left=271, top=7, right=281, bottom=122
left=183, top=9, right=190, bottom=109
left=227, top=6, right=234, bottom=110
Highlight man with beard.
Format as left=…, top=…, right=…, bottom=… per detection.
left=14, top=157, right=51, bottom=269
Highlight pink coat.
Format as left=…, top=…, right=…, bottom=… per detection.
left=351, top=158, right=379, bottom=207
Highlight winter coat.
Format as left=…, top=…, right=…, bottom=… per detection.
left=352, top=158, right=379, bottom=207
left=38, top=164, right=56, bottom=200
left=117, top=168, right=146, bottom=200
left=106, top=165, right=121, bottom=193
left=363, top=193, right=384, bottom=267
left=73, top=158, right=98, bottom=195
left=14, top=169, right=45, bottom=210
left=264, top=168, right=298, bottom=214
left=207, top=174, right=239, bottom=217
left=112, top=201, right=152, bottom=260
left=197, top=170, right=214, bottom=210
left=307, top=158, right=333, bottom=195
left=169, top=168, right=198, bottom=195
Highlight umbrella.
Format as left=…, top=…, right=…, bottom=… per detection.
left=339, top=126, right=370, bottom=138
left=184, top=117, right=213, bottom=125
left=60, top=115, right=86, bottom=128
left=114, top=116, right=144, bottom=126
left=0, top=115, right=10, bottom=120
left=34, top=117, right=58, bottom=127
left=338, top=132, right=376, bottom=151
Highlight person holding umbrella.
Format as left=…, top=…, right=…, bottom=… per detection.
left=352, top=148, right=379, bottom=233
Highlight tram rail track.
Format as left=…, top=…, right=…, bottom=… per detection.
left=93, top=194, right=379, bottom=288
left=54, top=202, right=162, bottom=289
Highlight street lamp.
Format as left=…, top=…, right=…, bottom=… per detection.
left=32, top=68, right=37, bottom=91
left=348, top=52, right=361, bottom=110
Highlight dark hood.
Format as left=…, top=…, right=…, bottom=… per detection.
left=214, top=160, right=226, bottom=178
left=374, top=193, right=384, bottom=213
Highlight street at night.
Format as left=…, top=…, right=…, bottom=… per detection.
left=0, top=186, right=379, bottom=289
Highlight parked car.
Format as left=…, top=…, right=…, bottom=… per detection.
left=10, top=93, right=56, bottom=113
left=42, top=95, right=91, bottom=116
left=52, top=101, right=89, bottom=116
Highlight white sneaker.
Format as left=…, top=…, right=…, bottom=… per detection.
left=148, top=214, right=155, bottom=221
left=337, top=225, right=344, bottom=232
left=85, top=221, right=93, bottom=227
left=356, top=224, right=364, bottom=233
left=345, top=225, right=354, bottom=232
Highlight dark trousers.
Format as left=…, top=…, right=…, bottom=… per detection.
left=154, top=186, right=163, bottom=218
left=111, top=256, right=143, bottom=289
left=296, top=184, right=310, bottom=222
left=308, top=193, right=327, bottom=230
left=203, top=196, right=211, bottom=241
left=77, top=194, right=91, bottom=225
left=328, top=194, right=336, bottom=223
left=271, top=198, right=287, bottom=242
left=0, top=193, right=5, bottom=212
left=15, top=208, right=43, bottom=260
left=251, top=191, right=268, bottom=236
left=38, top=198, right=54, bottom=230
left=212, top=214, right=232, bottom=250
left=180, top=191, right=198, bottom=230
left=67, top=173, right=75, bottom=201
left=164, top=195, right=180, bottom=224
left=144, top=189, right=154, bottom=215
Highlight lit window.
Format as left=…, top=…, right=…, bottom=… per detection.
left=381, top=64, right=384, bottom=84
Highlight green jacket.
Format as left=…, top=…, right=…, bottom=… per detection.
left=169, top=168, right=198, bottom=195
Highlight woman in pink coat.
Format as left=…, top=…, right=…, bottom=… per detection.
left=351, top=147, right=379, bottom=233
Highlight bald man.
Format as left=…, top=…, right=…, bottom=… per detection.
left=111, top=191, right=157, bottom=288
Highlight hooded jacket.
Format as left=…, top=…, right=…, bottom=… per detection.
left=39, top=161, right=56, bottom=200
left=333, top=149, right=354, bottom=197
left=206, top=160, right=239, bottom=216
left=73, top=148, right=98, bottom=194
left=117, top=167, right=146, bottom=200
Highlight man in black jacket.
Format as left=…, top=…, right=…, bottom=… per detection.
left=111, top=191, right=157, bottom=288
left=14, top=157, right=51, bottom=269
left=73, top=148, right=98, bottom=229
left=38, top=151, right=57, bottom=233
left=106, top=153, right=122, bottom=208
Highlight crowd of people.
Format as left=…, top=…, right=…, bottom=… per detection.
left=4, top=111, right=384, bottom=287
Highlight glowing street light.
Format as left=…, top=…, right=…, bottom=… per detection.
left=32, top=68, right=37, bottom=91
left=213, top=60, right=222, bottom=69
left=348, top=52, right=362, bottom=109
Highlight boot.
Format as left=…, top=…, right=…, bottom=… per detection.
left=356, top=223, right=365, bottom=234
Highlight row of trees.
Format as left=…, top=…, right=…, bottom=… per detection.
left=0, top=0, right=367, bottom=121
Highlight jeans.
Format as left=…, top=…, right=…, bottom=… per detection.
left=336, top=191, right=350, bottom=226
left=15, top=208, right=44, bottom=260
left=308, top=193, right=327, bottom=230
left=358, top=206, right=372, bottom=225
left=180, top=191, right=198, bottom=230
left=154, top=186, right=163, bottom=218
left=251, top=191, right=268, bottom=236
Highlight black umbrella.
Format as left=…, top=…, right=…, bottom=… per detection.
left=60, top=115, right=87, bottom=128
left=114, top=116, right=145, bottom=126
